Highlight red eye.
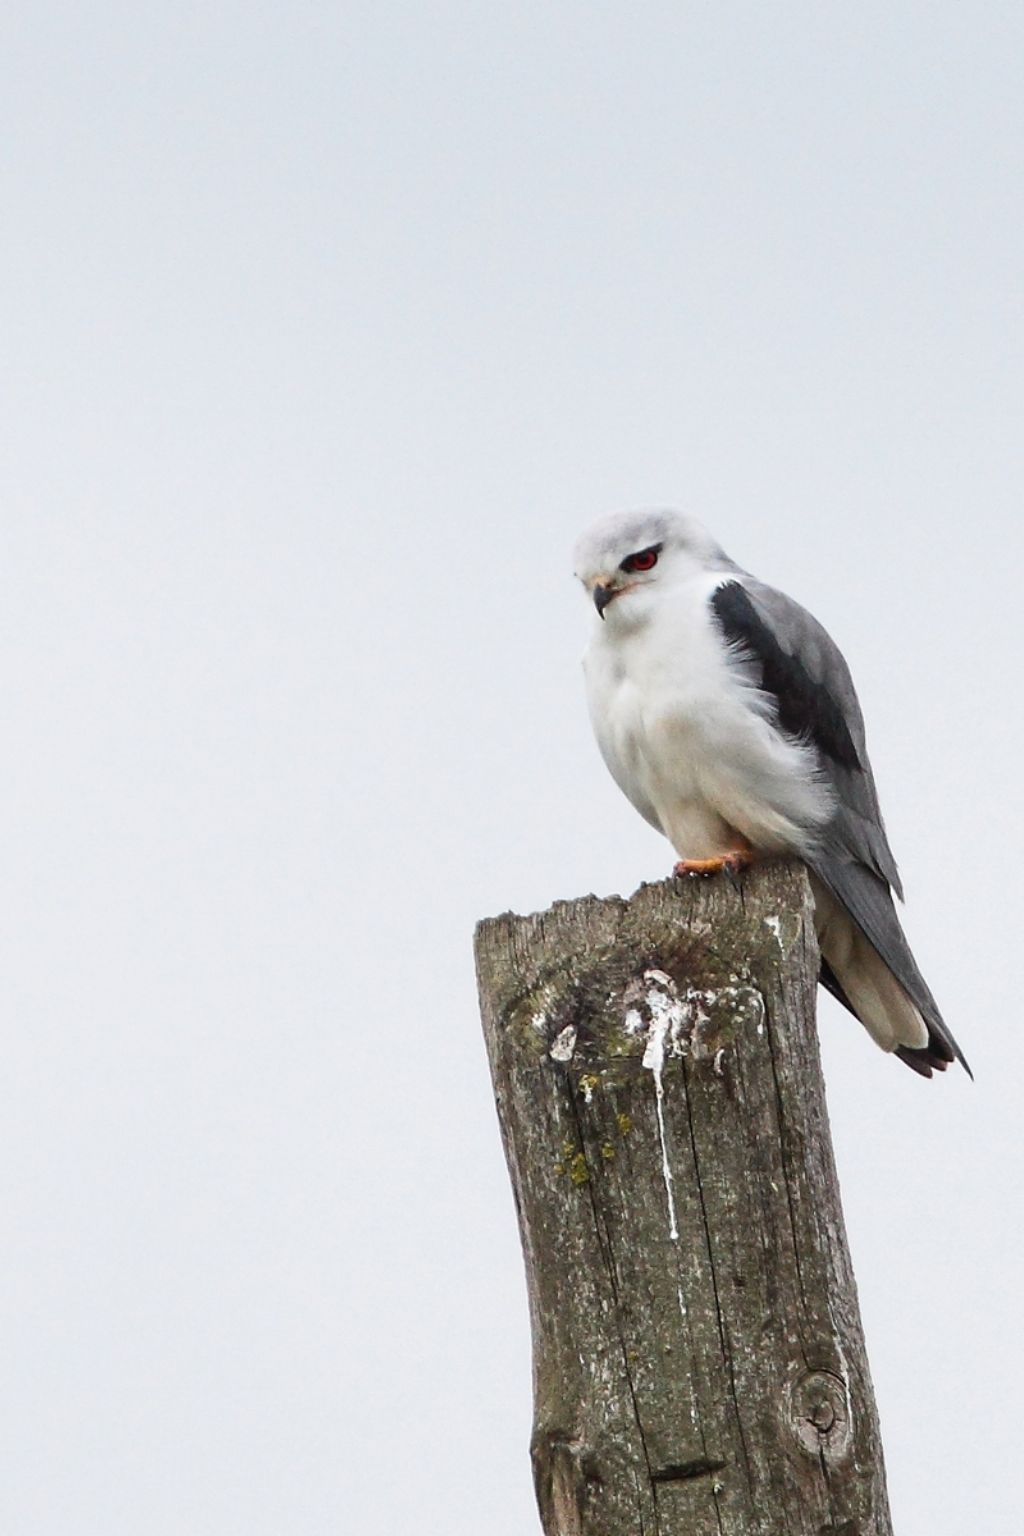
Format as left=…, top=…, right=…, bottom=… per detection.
left=623, top=547, right=659, bottom=573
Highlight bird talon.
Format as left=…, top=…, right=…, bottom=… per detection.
left=673, top=851, right=754, bottom=879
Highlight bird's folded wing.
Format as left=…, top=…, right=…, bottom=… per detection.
left=711, top=576, right=968, bottom=1075
left=711, top=577, right=903, bottom=896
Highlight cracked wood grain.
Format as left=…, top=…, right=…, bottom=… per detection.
left=474, top=860, right=892, bottom=1536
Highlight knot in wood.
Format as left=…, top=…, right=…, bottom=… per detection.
left=790, top=1369, right=852, bottom=1460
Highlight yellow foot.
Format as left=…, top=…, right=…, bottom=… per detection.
left=673, top=850, right=755, bottom=878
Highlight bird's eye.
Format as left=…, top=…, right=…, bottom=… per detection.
left=621, top=546, right=660, bottom=574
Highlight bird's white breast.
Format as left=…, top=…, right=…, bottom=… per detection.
left=582, top=573, right=830, bottom=859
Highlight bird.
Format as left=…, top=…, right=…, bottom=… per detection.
left=572, top=508, right=969, bottom=1078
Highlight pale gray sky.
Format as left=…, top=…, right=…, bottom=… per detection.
left=1, top=2, right=1021, bottom=1532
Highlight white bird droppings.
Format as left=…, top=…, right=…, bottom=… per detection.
left=764, top=914, right=783, bottom=950
left=622, top=1007, right=646, bottom=1036
left=549, top=1024, right=577, bottom=1062
left=637, top=969, right=685, bottom=1243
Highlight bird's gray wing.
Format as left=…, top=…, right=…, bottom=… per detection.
left=711, top=577, right=901, bottom=892
left=710, top=577, right=968, bottom=1077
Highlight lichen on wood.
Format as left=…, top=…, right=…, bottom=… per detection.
left=474, top=860, right=892, bottom=1536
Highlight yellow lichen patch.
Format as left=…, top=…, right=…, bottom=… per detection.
left=601, top=1143, right=616, bottom=1161
left=578, top=1073, right=601, bottom=1101
left=616, top=1112, right=633, bottom=1136
left=569, top=1154, right=590, bottom=1186
left=562, top=1137, right=577, bottom=1157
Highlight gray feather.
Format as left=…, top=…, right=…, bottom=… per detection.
left=722, top=578, right=969, bottom=1076
left=737, top=578, right=904, bottom=894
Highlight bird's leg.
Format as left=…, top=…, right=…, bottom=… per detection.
left=673, top=840, right=755, bottom=879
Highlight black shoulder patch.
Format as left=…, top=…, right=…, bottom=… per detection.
left=710, top=581, right=861, bottom=769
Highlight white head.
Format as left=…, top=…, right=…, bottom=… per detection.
left=572, top=509, right=734, bottom=626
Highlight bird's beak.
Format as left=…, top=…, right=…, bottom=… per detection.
left=593, top=581, right=615, bottom=619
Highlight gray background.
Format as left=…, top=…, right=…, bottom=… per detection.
left=1, top=2, right=1021, bottom=1532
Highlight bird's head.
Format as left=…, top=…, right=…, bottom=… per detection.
left=572, top=509, right=731, bottom=626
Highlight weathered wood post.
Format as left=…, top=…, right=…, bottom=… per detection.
left=474, top=860, right=892, bottom=1536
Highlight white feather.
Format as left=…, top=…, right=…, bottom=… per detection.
left=582, top=567, right=833, bottom=861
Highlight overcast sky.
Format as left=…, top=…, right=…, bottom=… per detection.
left=1, top=2, right=1021, bottom=1532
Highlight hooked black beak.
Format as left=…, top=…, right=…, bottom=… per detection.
left=593, top=581, right=616, bottom=619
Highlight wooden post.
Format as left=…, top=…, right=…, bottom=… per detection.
left=474, top=861, right=892, bottom=1536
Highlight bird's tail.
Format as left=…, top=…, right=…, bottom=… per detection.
left=809, top=865, right=970, bottom=1079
